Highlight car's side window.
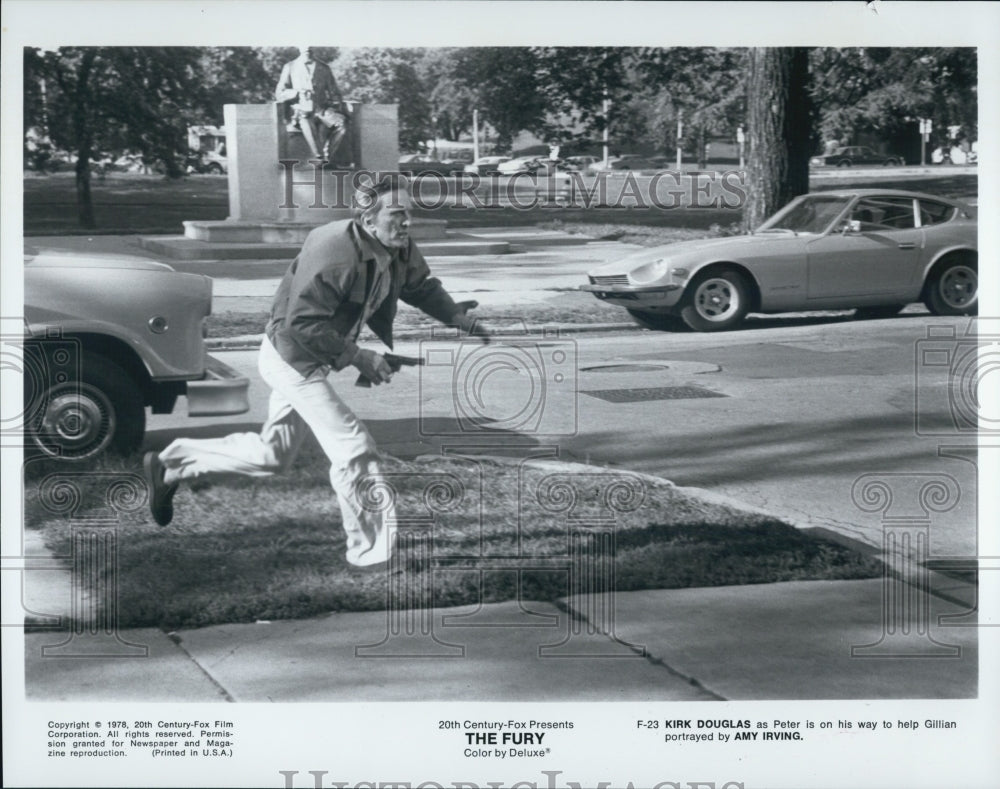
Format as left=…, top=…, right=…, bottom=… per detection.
left=919, top=200, right=958, bottom=226
left=851, top=197, right=916, bottom=230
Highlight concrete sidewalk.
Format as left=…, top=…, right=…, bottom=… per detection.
left=23, top=575, right=978, bottom=702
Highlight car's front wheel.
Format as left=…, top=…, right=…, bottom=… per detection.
left=26, top=351, right=146, bottom=460
left=837, top=160, right=852, bottom=168
left=924, top=258, right=978, bottom=316
left=626, top=308, right=687, bottom=332
left=679, top=268, right=751, bottom=332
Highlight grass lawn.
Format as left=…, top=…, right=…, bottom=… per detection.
left=25, top=446, right=883, bottom=630
left=207, top=293, right=628, bottom=339
left=23, top=171, right=977, bottom=236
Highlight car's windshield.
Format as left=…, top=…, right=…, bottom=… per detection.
left=756, top=195, right=853, bottom=235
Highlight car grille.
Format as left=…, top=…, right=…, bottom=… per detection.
left=589, top=274, right=630, bottom=287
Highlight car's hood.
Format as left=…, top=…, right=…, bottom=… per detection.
left=587, top=233, right=798, bottom=274
left=24, top=248, right=176, bottom=272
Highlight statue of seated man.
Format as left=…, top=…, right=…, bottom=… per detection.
left=275, top=45, right=350, bottom=163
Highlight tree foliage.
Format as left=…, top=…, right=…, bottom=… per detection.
left=452, top=48, right=547, bottom=150
left=810, top=47, right=977, bottom=149
left=332, top=48, right=432, bottom=151
left=24, top=46, right=207, bottom=227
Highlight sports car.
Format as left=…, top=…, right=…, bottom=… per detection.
left=581, top=189, right=977, bottom=332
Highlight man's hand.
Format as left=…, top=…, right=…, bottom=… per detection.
left=351, top=348, right=393, bottom=386
left=451, top=300, right=491, bottom=343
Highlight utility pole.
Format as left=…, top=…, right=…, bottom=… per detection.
left=602, top=89, right=610, bottom=168
left=676, top=111, right=683, bottom=170
left=472, top=109, right=480, bottom=161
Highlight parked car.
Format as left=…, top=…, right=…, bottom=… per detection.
left=810, top=146, right=902, bottom=168
left=398, top=153, right=463, bottom=177
left=22, top=249, right=250, bottom=459
left=564, top=155, right=600, bottom=172
left=581, top=189, right=977, bottom=332
left=609, top=154, right=662, bottom=171
left=463, top=156, right=512, bottom=176
left=496, top=156, right=547, bottom=175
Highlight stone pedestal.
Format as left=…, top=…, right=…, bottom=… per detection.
left=188, top=102, right=409, bottom=242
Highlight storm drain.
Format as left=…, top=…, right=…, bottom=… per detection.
left=582, top=386, right=728, bottom=403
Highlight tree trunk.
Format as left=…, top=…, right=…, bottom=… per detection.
left=742, top=48, right=812, bottom=232
left=72, top=51, right=97, bottom=229
left=74, top=156, right=95, bottom=229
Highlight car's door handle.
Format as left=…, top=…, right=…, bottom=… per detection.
left=897, top=242, right=916, bottom=250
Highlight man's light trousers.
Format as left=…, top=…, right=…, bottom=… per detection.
left=159, top=336, right=396, bottom=567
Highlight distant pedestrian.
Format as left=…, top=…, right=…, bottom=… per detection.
left=145, top=176, right=488, bottom=567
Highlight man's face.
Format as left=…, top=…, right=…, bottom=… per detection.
left=364, top=189, right=413, bottom=250
left=299, top=45, right=314, bottom=59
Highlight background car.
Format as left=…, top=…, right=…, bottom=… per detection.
left=810, top=146, right=902, bottom=168
left=23, top=249, right=250, bottom=459
left=496, top=156, right=547, bottom=175
left=564, top=155, right=600, bottom=172
left=463, top=156, right=512, bottom=176
left=608, top=154, right=662, bottom=171
left=581, top=189, right=977, bottom=332
left=397, top=153, right=463, bottom=177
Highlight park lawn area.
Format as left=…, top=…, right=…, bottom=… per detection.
left=23, top=173, right=229, bottom=235
left=24, top=447, right=884, bottom=630
left=24, top=171, right=977, bottom=236
left=206, top=291, right=634, bottom=339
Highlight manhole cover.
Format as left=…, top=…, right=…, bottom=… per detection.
left=582, top=386, right=728, bottom=403
left=580, top=364, right=670, bottom=373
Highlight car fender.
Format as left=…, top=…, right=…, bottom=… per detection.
left=920, top=244, right=978, bottom=286
left=680, top=259, right=763, bottom=311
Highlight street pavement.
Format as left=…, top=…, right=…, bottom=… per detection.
left=19, top=228, right=988, bottom=702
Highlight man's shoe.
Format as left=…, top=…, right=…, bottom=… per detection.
left=143, top=451, right=177, bottom=526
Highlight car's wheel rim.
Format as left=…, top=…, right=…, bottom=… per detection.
left=34, top=382, right=116, bottom=459
left=939, top=265, right=977, bottom=310
left=693, top=278, right=740, bottom=322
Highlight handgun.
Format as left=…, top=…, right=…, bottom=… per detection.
left=355, top=353, right=425, bottom=387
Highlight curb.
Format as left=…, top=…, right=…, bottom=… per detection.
left=206, top=322, right=640, bottom=351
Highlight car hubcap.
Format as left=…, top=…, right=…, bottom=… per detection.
left=694, top=278, right=739, bottom=321
left=940, top=266, right=977, bottom=309
left=35, top=383, right=115, bottom=459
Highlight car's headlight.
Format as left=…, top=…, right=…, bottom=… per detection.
left=629, top=258, right=670, bottom=284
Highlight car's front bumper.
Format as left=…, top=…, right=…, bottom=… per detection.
left=185, top=354, right=250, bottom=416
left=579, top=282, right=683, bottom=308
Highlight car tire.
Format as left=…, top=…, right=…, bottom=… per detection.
left=837, top=160, right=851, bottom=168
left=679, top=267, right=751, bottom=332
left=626, top=309, right=687, bottom=332
left=207, top=162, right=224, bottom=175
left=854, top=304, right=905, bottom=320
left=882, top=158, right=899, bottom=167
left=26, top=351, right=146, bottom=460
left=924, top=258, right=978, bottom=316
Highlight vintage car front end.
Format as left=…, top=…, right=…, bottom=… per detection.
left=23, top=250, right=249, bottom=459
left=580, top=250, right=687, bottom=311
